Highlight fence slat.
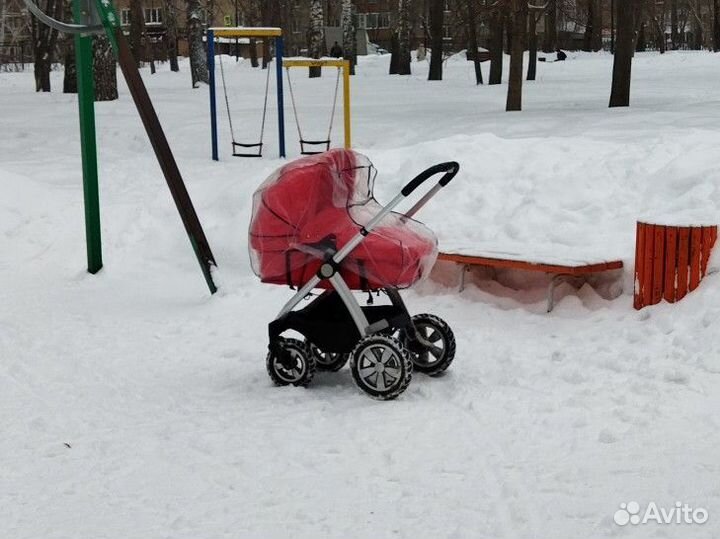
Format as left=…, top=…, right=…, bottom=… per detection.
left=676, top=227, right=690, bottom=301
left=689, top=227, right=702, bottom=291
left=663, top=227, right=677, bottom=303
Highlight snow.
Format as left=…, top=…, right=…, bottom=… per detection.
left=3, top=51, right=720, bottom=538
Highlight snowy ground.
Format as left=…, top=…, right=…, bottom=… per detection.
left=3, top=51, right=720, bottom=538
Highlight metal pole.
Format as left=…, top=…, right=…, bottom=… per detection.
left=208, top=29, right=219, bottom=161
left=276, top=36, right=285, bottom=158
left=74, top=0, right=103, bottom=273
left=234, top=0, right=239, bottom=61
left=342, top=59, right=351, bottom=149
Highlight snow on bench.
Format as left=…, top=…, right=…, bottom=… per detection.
left=437, top=245, right=624, bottom=312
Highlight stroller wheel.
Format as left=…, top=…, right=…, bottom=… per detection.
left=403, top=314, right=456, bottom=376
left=308, top=344, right=350, bottom=372
left=350, top=335, right=412, bottom=400
left=266, top=337, right=316, bottom=387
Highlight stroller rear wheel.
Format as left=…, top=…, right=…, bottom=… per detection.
left=403, top=314, right=456, bottom=376
left=308, top=343, right=350, bottom=372
left=350, top=335, right=412, bottom=400
left=266, top=337, right=316, bottom=387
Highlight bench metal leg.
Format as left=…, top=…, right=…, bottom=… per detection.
left=459, top=264, right=469, bottom=292
left=547, top=274, right=586, bottom=312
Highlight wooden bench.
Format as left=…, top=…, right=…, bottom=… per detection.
left=437, top=250, right=624, bottom=312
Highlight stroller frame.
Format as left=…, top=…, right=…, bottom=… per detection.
left=268, top=161, right=458, bottom=347
left=264, top=160, right=459, bottom=399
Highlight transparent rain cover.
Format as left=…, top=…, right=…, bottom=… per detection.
left=249, top=149, right=438, bottom=290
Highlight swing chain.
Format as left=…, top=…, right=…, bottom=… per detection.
left=285, top=65, right=342, bottom=154
left=217, top=39, right=273, bottom=157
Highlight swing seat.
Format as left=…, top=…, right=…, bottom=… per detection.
left=300, top=139, right=331, bottom=155
left=232, top=141, right=263, bottom=158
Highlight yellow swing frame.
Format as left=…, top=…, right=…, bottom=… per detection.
left=283, top=58, right=352, bottom=150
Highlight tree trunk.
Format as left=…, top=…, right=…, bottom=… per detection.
left=397, top=0, right=412, bottom=74
left=428, top=0, right=443, bottom=80
left=389, top=32, right=399, bottom=73
left=129, top=0, right=145, bottom=65
left=542, top=0, right=556, bottom=52
left=187, top=0, right=208, bottom=87
left=466, top=0, right=482, bottom=84
left=31, top=0, right=61, bottom=92
left=164, top=0, right=179, bottom=71
left=635, top=21, right=646, bottom=51
left=609, top=0, right=638, bottom=107
left=93, top=34, right=118, bottom=101
left=527, top=11, right=538, bottom=80
left=249, top=38, right=259, bottom=67
left=583, top=0, right=602, bottom=51
left=62, top=0, right=76, bottom=93
left=671, top=0, right=679, bottom=49
left=341, top=0, right=357, bottom=74
left=308, top=0, right=324, bottom=77
left=714, top=0, right=720, bottom=51
left=489, top=9, right=503, bottom=85
left=506, top=0, right=527, bottom=111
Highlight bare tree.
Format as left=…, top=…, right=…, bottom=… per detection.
left=30, top=0, right=61, bottom=91
left=187, top=0, right=208, bottom=87
left=341, top=0, right=356, bottom=74
left=129, top=0, right=145, bottom=65
left=428, top=0, right=443, bottom=80
left=93, top=34, right=118, bottom=100
left=506, top=0, right=527, bottom=111
left=714, top=0, right=720, bottom=51
left=308, top=0, right=324, bottom=77
left=543, top=0, right=557, bottom=51
left=396, top=0, right=412, bottom=74
left=583, top=0, right=602, bottom=51
left=670, top=0, right=680, bottom=48
left=527, top=2, right=544, bottom=81
left=489, top=6, right=504, bottom=84
left=609, top=0, right=642, bottom=107
left=164, top=0, right=179, bottom=71
left=466, top=0, right=483, bottom=84
left=62, top=0, right=76, bottom=93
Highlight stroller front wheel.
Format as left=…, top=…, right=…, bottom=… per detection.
left=403, top=314, right=456, bottom=376
left=350, top=335, right=412, bottom=400
left=266, top=337, right=316, bottom=387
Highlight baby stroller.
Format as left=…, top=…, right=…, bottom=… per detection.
left=249, top=149, right=459, bottom=400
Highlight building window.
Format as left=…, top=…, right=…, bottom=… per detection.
left=364, top=12, right=390, bottom=29
left=444, top=0, right=451, bottom=11
left=144, top=7, right=162, bottom=24
left=291, top=18, right=300, bottom=33
left=120, top=8, right=130, bottom=25
left=358, top=13, right=366, bottom=28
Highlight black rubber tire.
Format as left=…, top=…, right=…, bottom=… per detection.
left=350, top=334, right=412, bottom=400
left=308, top=343, right=350, bottom=372
left=266, top=337, right=316, bottom=387
left=404, top=314, right=456, bottom=376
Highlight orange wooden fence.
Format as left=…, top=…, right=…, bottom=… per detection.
left=634, top=222, right=717, bottom=310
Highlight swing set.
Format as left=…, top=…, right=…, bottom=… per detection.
left=207, top=27, right=351, bottom=160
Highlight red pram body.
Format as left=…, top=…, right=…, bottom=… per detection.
left=249, top=149, right=438, bottom=290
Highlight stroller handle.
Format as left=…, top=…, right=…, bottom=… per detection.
left=401, top=161, right=460, bottom=197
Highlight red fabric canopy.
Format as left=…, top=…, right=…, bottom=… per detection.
left=249, top=149, right=438, bottom=290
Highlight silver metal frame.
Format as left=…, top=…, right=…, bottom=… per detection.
left=22, top=0, right=105, bottom=35
left=275, top=177, right=449, bottom=336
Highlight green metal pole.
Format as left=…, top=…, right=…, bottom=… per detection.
left=74, top=0, right=103, bottom=274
